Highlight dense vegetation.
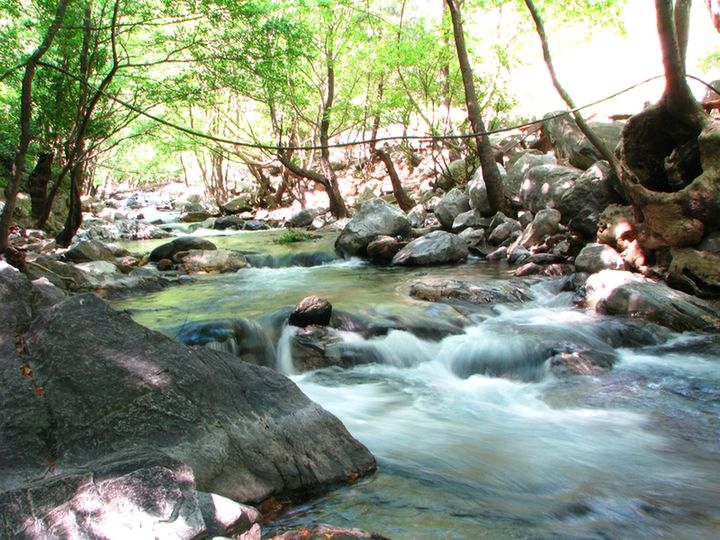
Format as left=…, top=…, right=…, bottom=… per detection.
left=0, top=1, right=716, bottom=250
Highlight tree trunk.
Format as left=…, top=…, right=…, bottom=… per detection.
left=615, top=0, right=716, bottom=265
left=0, top=0, right=70, bottom=252
left=318, top=47, right=349, bottom=219
left=445, top=0, right=511, bottom=216
left=277, top=152, right=348, bottom=218
left=56, top=162, right=84, bottom=247
left=28, top=152, right=55, bottom=221
left=376, top=148, right=416, bottom=212
left=523, top=0, right=620, bottom=174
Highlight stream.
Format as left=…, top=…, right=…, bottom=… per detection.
left=112, top=229, right=720, bottom=539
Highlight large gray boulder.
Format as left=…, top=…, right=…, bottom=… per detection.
left=505, top=150, right=557, bottom=201
left=433, top=188, right=470, bottom=230
left=575, top=243, right=625, bottom=273
left=179, top=249, right=249, bottom=273
left=150, top=236, right=217, bottom=262
left=391, top=230, right=468, bottom=266
left=0, top=269, right=376, bottom=507
left=63, top=239, right=120, bottom=263
left=558, top=160, right=618, bottom=237
left=519, top=164, right=582, bottom=214
left=335, top=198, right=411, bottom=258
left=543, top=112, right=623, bottom=170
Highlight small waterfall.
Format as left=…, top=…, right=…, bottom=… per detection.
left=176, top=318, right=277, bottom=368
left=276, top=324, right=298, bottom=375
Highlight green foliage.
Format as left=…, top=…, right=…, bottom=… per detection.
left=0, top=0, right=633, bottom=201
left=274, top=229, right=318, bottom=244
left=699, top=50, right=720, bottom=73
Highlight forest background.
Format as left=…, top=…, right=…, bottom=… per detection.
left=0, top=0, right=718, bottom=248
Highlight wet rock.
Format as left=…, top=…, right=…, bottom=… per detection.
left=410, top=277, right=534, bottom=305
left=269, top=523, right=390, bottom=540
left=180, top=210, right=213, bottom=223
left=289, top=296, right=333, bottom=327
left=668, top=248, right=720, bottom=298
left=391, top=230, right=468, bottom=266
left=150, top=236, right=217, bottom=261
left=575, top=243, right=625, bottom=273
left=366, top=235, right=405, bottom=264
left=585, top=270, right=720, bottom=332
left=197, top=491, right=262, bottom=539
left=176, top=318, right=276, bottom=367
left=213, top=215, right=246, bottom=230
left=548, top=344, right=615, bottom=377
left=7, top=290, right=376, bottom=504
left=179, top=249, right=249, bottom=273
left=433, top=188, right=470, bottom=230
left=514, top=262, right=575, bottom=277
left=335, top=198, right=411, bottom=258
left=63, top=239, right=119, bottom=263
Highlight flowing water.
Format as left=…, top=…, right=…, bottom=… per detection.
left=113, top=230, right=720, bottom=539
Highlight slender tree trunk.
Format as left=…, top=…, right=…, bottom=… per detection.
left=368, top=80, right=384, bottom=160
left=55, top=0, right=123, bottom=245
left=319, top=49, right=348, bottom=219
left=523, top=0, right=620, bottom=174
left=0, top=0, right=70, bottom=252
left=55, top=162, right=84, bottom=246
left=376, top=148, right=416, bottom=212
left=445, top=0, right=511, bottom=216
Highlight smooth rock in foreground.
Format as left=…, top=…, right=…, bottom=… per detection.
left=1, top=270, right=376, bottom=505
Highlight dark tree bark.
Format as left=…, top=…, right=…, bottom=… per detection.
left=27, top=151, right=55, bottom=221
left=375, top=147, right=416, bottom=212
left=445, top=0, right=511, bottom=216
left=53, top=0, right=123, bottom=246
left=0, top=0, right=70, bottom=253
